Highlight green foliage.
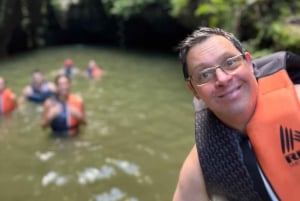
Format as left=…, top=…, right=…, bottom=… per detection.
left=267, top=21, right=300, bottom=52
left=241, top=1, right=300, bottom=52
left=185, top=0, right=300, bottom=52
left=192, top=0, right=251, bottom=32
left=194, top=3, right=218, bottom=15
left=169, top=0, right=188, bottom=16
left=102, top=0, right=156, bottom=19
left=195, top=0, right=233, bottom=16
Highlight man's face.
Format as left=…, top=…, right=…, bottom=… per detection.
left=0, top=78, right=5, bottom=93
left=56, top=76, right=70, bottom=96
left=88, top=60, right=96, bottom=69
left=185, top=35, right=258, bottom=120
left=32, top=72, right=44, bottom=86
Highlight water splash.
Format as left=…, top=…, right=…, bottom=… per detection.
left=42, top=171, right=68, bottom=186
left=95, top=187, right=124, bottom=201
left=35, top=151, right=55, bottom=161
left=94, top=188, right=139, bottom=201
left=106, top=158, right=140, bottom=176
left=78, top=165, right=116, bottom=185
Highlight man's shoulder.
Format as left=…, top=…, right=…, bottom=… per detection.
left=253, top=51, right=287, bottom=78
left=45, top=81, right=56, bottom=90
left=23, top=84, right=33, bottom=93
left=3, top=88, right=15, bottom=97
left=69, top=93, right=83, bottom=103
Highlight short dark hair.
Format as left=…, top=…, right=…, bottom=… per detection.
left=54, top=74, right=71, bottom=85
left=31, top=69, right=42, bottom=75
left=177, top=27, right=246, bottom=80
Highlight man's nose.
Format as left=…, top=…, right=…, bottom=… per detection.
left=214, top=68, right=232, bottom=85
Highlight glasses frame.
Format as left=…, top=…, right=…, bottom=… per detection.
left=186, top=53, right=245, bottom=86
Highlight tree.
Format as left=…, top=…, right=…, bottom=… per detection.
left=169, top=0, right=300, bottom=54
left=0, top=0, right=22, bottom=57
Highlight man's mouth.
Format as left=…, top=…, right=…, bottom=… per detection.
left=218, top=85, right=241, bottom=99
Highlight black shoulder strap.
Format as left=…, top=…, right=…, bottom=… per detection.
left=285, top=51, right=300, bottom=84
left=240, top=137, right=272, bottom=201
left=195, top=109, right=263, bottom=201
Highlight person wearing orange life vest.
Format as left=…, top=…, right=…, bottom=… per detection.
left=173, top=27, right=300, bottom=201
left=85, top=60, right=104, bottom=80
left=59, top=58, right=79, bottom=77
left=41, top=75, right=86, bottom=137
left=0, top=77, right=17, bottom=115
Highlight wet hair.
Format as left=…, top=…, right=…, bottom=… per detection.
left=54, top=74, right=71, bottom=85
left=177, top=27, right=246, bottom=80
left=31, top=69, right=42, bottom=75
left=0, top=76, right=5, bottom=84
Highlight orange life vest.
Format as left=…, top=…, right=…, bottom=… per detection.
left=0, top=88, right=16, bottom=115
left=246, top=69, right=300, bottom=201
left=67, top=94, right=83, bottom=136
left=50, top=94, right=83, bottom=136
left=92, top=67, right=103, bottom=79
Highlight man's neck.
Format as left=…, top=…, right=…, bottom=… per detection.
left=57, top=94, right=69, bottom=101
left=215, top=111, right=254, bottom=135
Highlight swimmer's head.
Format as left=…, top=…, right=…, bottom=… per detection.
left=64, top=58, right=73, bottom=68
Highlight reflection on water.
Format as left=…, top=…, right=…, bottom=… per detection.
left=78, top=165, right=116, bottom=185
left=39, top=154, right=149, bottom=185
left=95, top=187, right=138, bottom=201
left=0, top=47, right=194, bottom=201
left=39, top=153, right=148, bottom=200
left=36, top=151, right=55, bottom=161
left=42, top=171, right=68, bottom=186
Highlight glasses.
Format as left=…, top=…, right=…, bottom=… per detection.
left=186, top=54, right=245, bottom=86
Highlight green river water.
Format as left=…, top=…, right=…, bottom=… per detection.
left=0, top=45, right=194, bottom=201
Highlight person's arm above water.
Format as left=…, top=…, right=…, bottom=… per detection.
left=80, top=102, right=87, bottom=124
left=47, top=81, right=57, bottom=94
left=173, top=145, right=210, bottom=201
left=18, top=85, right=31, bottom=105
left=68, top=96, right=87, bottom=125
left=41, top=99, right=61, bottom=128
left=9, top=90, right=18, bottom=109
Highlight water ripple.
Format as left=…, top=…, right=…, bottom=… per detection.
left=42, top=171, right=68, bottom=186
left=35, top=151, right=55, bottom=161
left=95, top=187, right=139, bottom=201
left=78, top=165, right=116, bottom=185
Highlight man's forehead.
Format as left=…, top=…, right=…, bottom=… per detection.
left=187, top=37, right=240, bottom=70
left=195, top=35, right=236, bottom=51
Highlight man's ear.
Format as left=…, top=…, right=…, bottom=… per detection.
left=244, top=52, right=254, bottom=72
left=185, top=80, right=200, bottom=99
left=244, top=52, right=252, bottom=64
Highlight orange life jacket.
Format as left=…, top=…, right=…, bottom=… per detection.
left=50, top=93, right=83, bottom=136
left=92, top=67, right=103, bottom=79
left=67, top=94, right=83, bottom=136
left=0, top=88, right=16, bottom=115
left=246, top=69, right=300, bottom=201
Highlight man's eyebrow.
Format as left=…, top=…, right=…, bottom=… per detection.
left=192, top=52, right=236, bottom=70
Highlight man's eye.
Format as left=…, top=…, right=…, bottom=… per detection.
left=225, top=58, right=235, bottom=66
left=200, top=71, right=211, bottom=79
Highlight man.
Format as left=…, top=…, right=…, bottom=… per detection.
left=59, top=58, right=78, bottom=77
left=173, top=27, right=300, bottom=201
left=0, top=77, right=17, bottom=115
left=41, top=75, right=86, bottom=137
left=85, top=60, right=104, bottom=80
left=19, top=69, right=56, bottom=104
